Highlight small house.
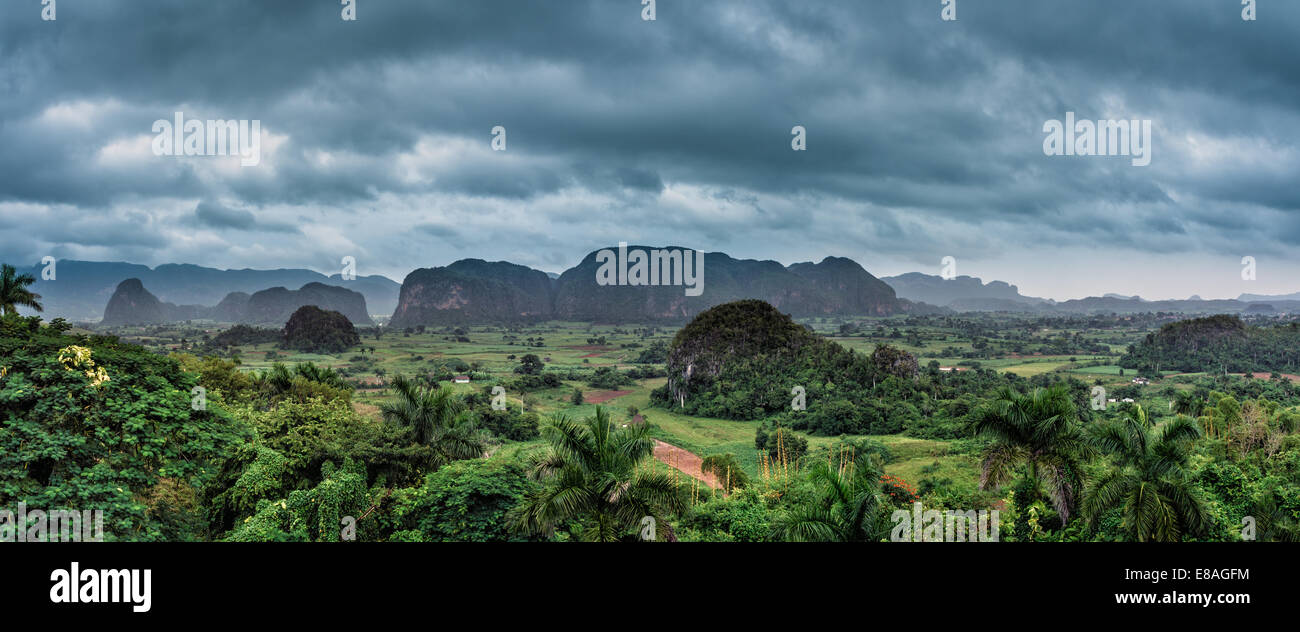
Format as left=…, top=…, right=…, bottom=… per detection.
left=453, top=375, right=471, bottom=384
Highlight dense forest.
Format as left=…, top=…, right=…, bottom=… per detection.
left=1121, top=315, right=1300, bottom=375
left=652, top=300, right=1072, bottom=439
left=3, top=297, right=1299, bottom=542
left=282, top=306, right=361, bottom=354
left=0, top=312, right=544, bottom=541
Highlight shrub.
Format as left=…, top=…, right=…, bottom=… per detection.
left=411, top=455, right=540, bottom=542
left=282, top=306, right=359, bottom=353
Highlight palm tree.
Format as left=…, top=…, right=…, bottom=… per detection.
left=1172, top=391, right=1201, bottom=417
left=509, top=408, right=684, bottom=542
left=773, top=454, right=883, bottom=542
left=255, top=362, right=347, bottom=395
left=0, top=264, right=43, bottom=315
left=380, top=375, right=486, bottom=468
left=1249, top=485, right=1300, bottom=542
left=293, top=361, right=346, bottom=388
left=973, top=385, right=1091, bottom=525
left=1083, top=405, right=1210, bottom=541
left=1199, top=395, right=1241, bottom=440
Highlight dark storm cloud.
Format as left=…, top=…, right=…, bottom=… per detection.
left=0, top=0, right=1298, bottom=299
left=193, top=200, right=298, bottom=233
left=194, top=201, right=257, bottom=230
left=416, top=223, right=459, bottom=239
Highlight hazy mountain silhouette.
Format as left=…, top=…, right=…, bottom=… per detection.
left=101, top=279, right=373, bottom=326
left=16, top=260, right=398, bottom=320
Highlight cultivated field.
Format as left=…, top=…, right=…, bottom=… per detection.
left=111, top=314, right=1180, bottom=492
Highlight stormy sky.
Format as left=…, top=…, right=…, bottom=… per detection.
left=1, top=0, right=1298, bottom=301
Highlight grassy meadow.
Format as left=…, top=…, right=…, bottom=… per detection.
left=112, top=314, right=1175, bottom=492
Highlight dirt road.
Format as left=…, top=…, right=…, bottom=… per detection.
left=652, top=440, right=723, bottom=490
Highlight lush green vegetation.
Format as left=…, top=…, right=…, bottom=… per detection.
left=510, top=409, right=684, bottom=541
left=6, top=296, right=1299, bottom=542
left=282, top=305, right=360, bottom=354
left=1122, top=315, right=1300, bottom=375
left=1, top=315, right=241, bottom=540
left=208, top=324, right=281, bottom=350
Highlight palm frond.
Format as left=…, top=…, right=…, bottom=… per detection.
left=1083, top=467, right=1134, bottom=527
left=1036, top=454, right=1079, bottom=524
left=978, top=443, right=1026, bottom=490
left=1127, top=481, right=1179, bottom=542
left=773, top=506, right=842, bottom=542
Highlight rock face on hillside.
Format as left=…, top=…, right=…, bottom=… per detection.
left=101, top=279, right=206, bottom=326
left=785, top=256, right=901, bottom=316
left=210, top=292, right=251, bottom=322
left=100, top=279, right=371, bottom=326
left=662, top=299, right=826, bottom=408
left=282, top=305, right=360, bottom=353
left=388, top=259, right=555, bottom=328
left=389, top=248, right=904, bottom=326
left=553, top=250, right=900, bottom=321
left=242, top=282, right=372, bottom=326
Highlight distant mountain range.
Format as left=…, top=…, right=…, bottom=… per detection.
left=880, top=273, right=1050, bottom=311
left=101, top=279, right=373, bottom=327
left=15, top=260, right=399, bottom=321
left=389, top=250, right=916, bottom=327
left=1047, top=295, right=1283, bottom=314
left=881, top=272, right=1300, bottom=315
left=11, top=254, right=1300, bottom=326
left=1239, top=291, right=1300, bottom=302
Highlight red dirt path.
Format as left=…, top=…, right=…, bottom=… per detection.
left=1244, top=372, right=1300, bottom=382
left=652, top=440, right=722, bottom=490
left=582, top=389, right=633, bottom=404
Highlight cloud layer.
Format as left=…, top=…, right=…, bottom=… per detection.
left=1, top=0, right=1298, bottom=300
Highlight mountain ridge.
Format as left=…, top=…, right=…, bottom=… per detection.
left=390, top=248, right=909, bottom=327
left=101, top=279, right=373, bottom=326
left=17, top=254, right=1300, bottom=324
left=881, top=272, right=1049, bottom=309
left=18, top=259, right=398, bottom=321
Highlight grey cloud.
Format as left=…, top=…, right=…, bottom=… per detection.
left=192, top=201, right=299, bottom=233
left=195, top=201, right=257, bottom=230
left=0, top=0, right=1298, bottom=299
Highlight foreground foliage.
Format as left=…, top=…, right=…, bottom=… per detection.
left=510, top=408, right=685, bottom=542
left=0, top=314, right=240, bottom=540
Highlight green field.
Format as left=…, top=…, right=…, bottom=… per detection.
left=66, top=308, right=1300, bottom=546
left=112, top=314, right=1175, bottom=492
